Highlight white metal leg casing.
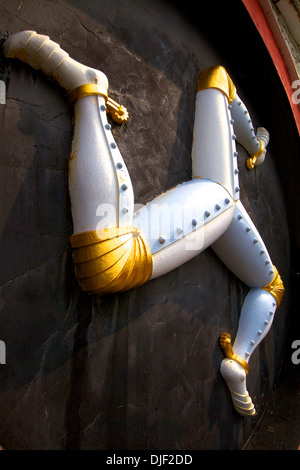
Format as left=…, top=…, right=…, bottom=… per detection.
left=133, top=178, right=235, bottom=279
left=69, top=96, right=134, bottom=234
left=192, top=89, right=240, bottom=200
left=212, top=201, right=275, bottom=288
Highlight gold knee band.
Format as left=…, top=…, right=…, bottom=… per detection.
left=220, top=332, right=249, bottom=374
left=197, top=65, right=236, bottom=104
left=68, top=83, right=129, bottom=124
left=262, top=265, right=285, bottom=307
left=70, top=226, right=153, bottom=295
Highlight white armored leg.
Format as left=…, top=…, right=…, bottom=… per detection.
left=133, top=65, right=239, bottom=280
left=3, top=30, right=108, bottom=95
left=192, top=88, right=239, bottom=199
left=4, top=31, right=152, bottom=295
left=193, top=66, right=283, bottom=416
left=231, top=95, right=270, bottom=169
left=193, top=66, right=270, bottom=186
left=133, top=179, right=235, bottom=279
left=70, top=95, right=134, bottom=233
left=213, top=202, right=284, bottom=416
left=3, top=30, right=133, bottom=231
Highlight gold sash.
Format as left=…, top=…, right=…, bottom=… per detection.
left=70, top=226, right=153, bottom=294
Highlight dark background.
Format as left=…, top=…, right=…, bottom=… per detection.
left=0, top=0, right=299, bottom=450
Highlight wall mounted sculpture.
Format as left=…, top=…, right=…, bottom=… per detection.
left=2, top=31, right=285, bottom=417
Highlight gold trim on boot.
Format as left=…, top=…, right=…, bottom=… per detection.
left=219, top=332, right=249, bottom=374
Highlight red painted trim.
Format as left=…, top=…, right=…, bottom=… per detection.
left=242, top=0, right=300, bottom=135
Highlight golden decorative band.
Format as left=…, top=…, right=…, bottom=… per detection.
left=246, top=140, right=264, bottom=170
left=70, top=226, right=153, bottom=295
left=68, top=84, right=129, bottom=123
left=69, top=83, right=108, bottom=104
left=197, top=65, right=236, bottom=104
left=219, top=332, right=249, bottom=374
left=262, top=265, right=285, bottom=307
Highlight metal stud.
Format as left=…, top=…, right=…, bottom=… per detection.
left=110, top=142, right=117, bottom=149
left=260, top=250, right=265, bottom=255
left=235, top=187, right=240, bottom=193
left=234, top=169, right=239, bottom=174
left=159, top=236, right=166, bottom=244
left=246, top=227, right=251, bottom=232
left=176, top=227, right=183, bottom=235
left=264, top=320, right=269, bottom=325
left=225, top=198, right=230, bottom=205
left=121, top=183, right=128, bottom=191
left=245, top=352, right=250, bottom=358
left=116, top=162, right=123, bottom=169
left=100, top=105, right=106, bottom=111
left=258, top=330, right=262, bottom=336
left=234, top=152, right=238, bottom=157
left=192, top=218, right=198, bottom=226
left=238, top=214, right=243, bottom=220
left=105, top=124, right=111, bottom=130
left=204, top=211, right=210, bottom=218
left=251, top=340, right=255, bottom=346
left=215, top=204, right=221, bottom=211
left=122, top=207, right=128, bottom=214
left=265, top=260, right=270, bottom=265
left=253, top=239, right=258, bottom=244
left=232, top=134, right=237, bottom=140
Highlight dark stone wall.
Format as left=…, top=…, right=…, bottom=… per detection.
left=0, top=0, right=298, bottom=450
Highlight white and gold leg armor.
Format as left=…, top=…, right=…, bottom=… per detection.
left=213, top=203, right=284, bottom=415
left=194, top=65, right=284, bottom=416
left=3, top=33, right=285, bottom=416
left=3, top=30, right=152, bottom=295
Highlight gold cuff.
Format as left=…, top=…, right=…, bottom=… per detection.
left=68, top=83, right=108, bottom=103
left=262, top=265, right=285, bottom=307
left=219, top=332, right=249, bottom=374
left=70, top=226, right=153, bottom=295
left=246, top=140, right=264, bottom=170
left=68, top=84, right=129, bottom=124
left=197, top=65, right=236, bottom=104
